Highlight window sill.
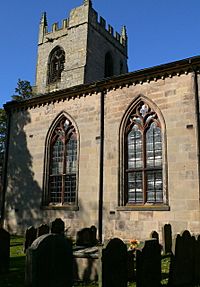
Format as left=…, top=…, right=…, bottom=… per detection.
left=117, top=204, right=170, bottom=211
left=41, top=205, right=79, bottom=211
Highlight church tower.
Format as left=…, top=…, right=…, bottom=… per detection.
left=35, top=0, right=128, bottom=94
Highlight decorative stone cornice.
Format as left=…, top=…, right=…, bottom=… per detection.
left=4, top=55, right=200, bottom=112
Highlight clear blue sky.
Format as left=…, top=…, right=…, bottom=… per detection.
left=1, top=0, right=200, bottom=108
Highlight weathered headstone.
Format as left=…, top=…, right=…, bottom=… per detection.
left=151, top=230, right=159, bottom=242
left=51, top=218, right=65, bottom=234
left=168, top=230, right=195, bottom=287
left=102, top=238, right=128, bottom=287
left=37, top=224, right=49, bottom=237
left=25, top=233, right=73, bottom=287
left=0, top=228, right=10, bottom=273
left=163, top=223, right=172, bottom=254
left=76, top=225, right=97, bottom=247
left=136, top=239, right=161, bottom=287
left=195, top=235, right=200, bottom=286
left=24, top=226, right=37, bottom=252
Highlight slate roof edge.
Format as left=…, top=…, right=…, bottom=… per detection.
left=4, top=55, right=200, bottom=111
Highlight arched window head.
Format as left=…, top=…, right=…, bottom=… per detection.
left=124, top=101, right=163, bottom=205
left=48, top=116, right=77, bottom=205
left=104, top=52, right=114, bottom=78
left=48, top=46, right=65, bottom=84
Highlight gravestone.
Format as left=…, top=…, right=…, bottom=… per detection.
left=24, top=226, right=37, bottom=252
left=195, top=235, right=200, bottom=286
left=168, top=230, right=195, bottom=287
left=76, top=225, right=97, bottom=247
left=163, top=224, right=172, bottom=254
left=37, top=224, right=49, bottom=237
left=136, top=239, right=161, bottom=287
left=25, top=233, right=73, bottom=287
left=51, top=218, right=65, bottom=234
left=151, top=230, right=159, bottom=242
left=0, top=228, right=10, bottom=273
left=102, top=238, right=128, bottom=287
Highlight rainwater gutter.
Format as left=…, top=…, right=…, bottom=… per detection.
left=98, top=90, right=105, bottom=243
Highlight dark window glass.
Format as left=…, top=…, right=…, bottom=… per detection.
left=104, top=52, right=114, bottom=77
left=48, top=47, right=65, bottom=84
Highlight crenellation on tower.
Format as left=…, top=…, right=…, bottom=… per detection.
left=35, top=1, right=128, bottom=94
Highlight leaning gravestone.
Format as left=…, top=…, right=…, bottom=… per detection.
left=168, top=230, right=195, bottom=287
left=102, top=238, right=128, bottom=287
left=76, top=225, right=97, bottom=247
left=37, top=224, right=49, bottom=237
left=25, top=233, right=73, bottom=287
left=24, top=226, right=37, bottom=252
left=51, top=218, right=65, bottom=234
left=0, top=227, right=10, bottom=273
left=136, top=239, right=161, bottom=287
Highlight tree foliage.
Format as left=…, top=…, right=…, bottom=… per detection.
left=0, top=79, right=33, bottom=153
left=12, top=79, right=33, bottom=101
left=0, top=108, right=7, bottom=153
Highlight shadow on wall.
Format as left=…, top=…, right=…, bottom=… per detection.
left=5, top=109, right=43, bottom=234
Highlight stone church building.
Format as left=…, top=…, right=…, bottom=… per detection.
left=2, top=0, right=200, bottom=242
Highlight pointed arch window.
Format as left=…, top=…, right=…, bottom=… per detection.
left=124, top=101, right=163, bottom=205
left=45, top=116, right=78, bottom=206
left=47, top=46, right=65, bottom=84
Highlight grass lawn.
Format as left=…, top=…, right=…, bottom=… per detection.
left=0, top=236, right=170, bottom=287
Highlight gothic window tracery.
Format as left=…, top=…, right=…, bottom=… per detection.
left=47, top=116, right=77, bottom=205
left=124, top=101, right=163, bottom=205
left=48, top=46, right=65, bottom=84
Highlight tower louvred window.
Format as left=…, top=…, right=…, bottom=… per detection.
left=48, top=46, right=65, bottom=84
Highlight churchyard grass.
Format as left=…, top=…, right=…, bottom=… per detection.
left=0, top=236, right=170, bottom=287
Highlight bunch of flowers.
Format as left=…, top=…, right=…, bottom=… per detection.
left=128, top=239, right=140, bottom=250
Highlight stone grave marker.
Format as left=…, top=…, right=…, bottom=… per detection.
left=51, top=218, right=65, bottom=234
left=25, top=233, right=73, bottom=287
left=163, top=223, right=172, bottom=254
left=24, top=226, right=37, bottom=252
left=76, top=225, right=97, bottom=247
left=102, top=237, right=128, bottom=287
left=37, top=224, right=49, bottom=237
left=0, top=228, right=10, bottom=273
left=151, top=230, right=159, bottom=242
left=168, top=230, right=195, bottom=287
left=195, top=235, right=200, bottom=286
left=136, top=239, right=161, bottom=287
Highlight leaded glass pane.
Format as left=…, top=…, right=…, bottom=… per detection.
left=146, top=170, right=163, bottom=203
left=64, top=174, right=76, bottom=203
left=66, top=137, right=77, bottom=173
left=49, top=175, right=62, bottom=203
left=51, top=139, right=64, bottom=175
left=146, top=122, right=162, bottom=167
left=128, top=172, right=143, bottom=203
left=128, top=125, right=142, bottom=169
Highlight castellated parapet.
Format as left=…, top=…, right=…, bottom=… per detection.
left=35, top=0, right=128, bottom=94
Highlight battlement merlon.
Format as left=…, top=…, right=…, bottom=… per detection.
left=38, top=0, right=128, bottom=52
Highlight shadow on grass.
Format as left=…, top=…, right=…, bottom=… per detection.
left=0, top=256, right=25, bottom=287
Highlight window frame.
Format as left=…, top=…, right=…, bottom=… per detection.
left=47, top=46, right=65, bottom=85
left=119, top=96, right=169, bottom=211
left=42, top=112, right=79, bottom=210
